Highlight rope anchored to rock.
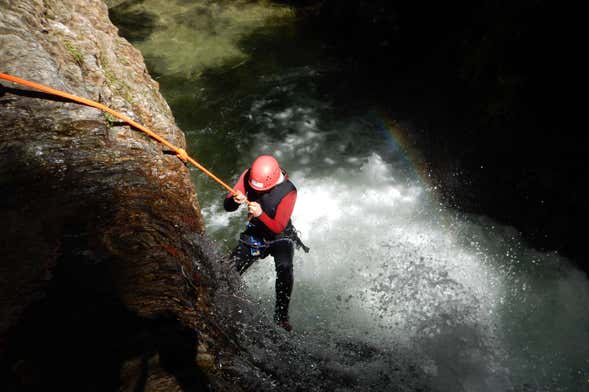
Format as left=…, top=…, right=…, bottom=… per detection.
left=0, top=72, right=239, bottom=198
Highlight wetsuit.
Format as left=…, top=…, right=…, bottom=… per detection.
left=224, top=169, right=297, bottom=323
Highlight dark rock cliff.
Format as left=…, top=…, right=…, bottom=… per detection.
left=0, top=0, right=250, bottom=390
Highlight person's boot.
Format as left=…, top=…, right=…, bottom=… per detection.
left=275, top=318, right=293, bottom=332
left=274, top=311, right=293, bottom=332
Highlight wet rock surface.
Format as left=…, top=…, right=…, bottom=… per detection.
left=0, top=0, right=252, bottom=390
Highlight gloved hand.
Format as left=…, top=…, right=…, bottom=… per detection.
left=232, top=190, right=247, bottom=204
left=247, top=201, right=262, bottom=218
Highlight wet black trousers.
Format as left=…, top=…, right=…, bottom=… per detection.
left=230, top=239, right=294, bottom=322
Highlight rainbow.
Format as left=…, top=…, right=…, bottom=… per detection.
left=368, top=110, right=433, bottom=188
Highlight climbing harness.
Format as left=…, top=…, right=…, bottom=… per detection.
left=239, top=223, right=310, bottom=255
left=0, top=72, right=241, bottom=199
left=239, top=235, right=266, bottom=257
left=241, top=236, right=309, bottom=254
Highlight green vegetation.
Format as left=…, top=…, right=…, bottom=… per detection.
left=99, top=52, right=134, bottom=105
left=103, top=65, right=117, bottom=86
left=104, top=112, right=117, bottom=128
left=64, top=40, right=84, bottom=66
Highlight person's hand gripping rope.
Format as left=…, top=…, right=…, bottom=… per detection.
left=232, top=190, right=262, bottom=219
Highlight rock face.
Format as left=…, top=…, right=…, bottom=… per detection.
left=0, top=0, right=243, bottom=389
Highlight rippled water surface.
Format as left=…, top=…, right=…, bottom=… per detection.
left=108, top=1, right=589, bottom=390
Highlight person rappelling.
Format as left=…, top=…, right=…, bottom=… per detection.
left=0, top=73, right=312, bottom=331
left=223, top=155, right=309, bottom=332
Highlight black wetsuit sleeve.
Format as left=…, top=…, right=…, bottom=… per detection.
left=224, top=196, right=239, bottom=212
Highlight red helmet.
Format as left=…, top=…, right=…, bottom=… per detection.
left=249, top=155, right=282, bottom=191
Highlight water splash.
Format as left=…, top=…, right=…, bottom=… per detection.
left=107, top=1, right=589, bottom=388
left=206, top=112, right=589, bottom=390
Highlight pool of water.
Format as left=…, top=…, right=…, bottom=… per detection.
left=108, top=1, right=589, bottom=390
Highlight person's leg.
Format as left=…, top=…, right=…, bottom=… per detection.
left=271, top=240, right=294, bottom=326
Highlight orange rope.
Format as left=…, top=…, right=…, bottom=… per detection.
left=0, top=72, right=239, bottom=197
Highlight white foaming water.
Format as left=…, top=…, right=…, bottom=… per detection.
left=106, top=0, right=589, bottom=386
left=201, top=106, right=589, bottom=391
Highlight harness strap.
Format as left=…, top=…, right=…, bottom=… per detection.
left=239, top=232, right=310, bottom=253
left=239, top=237, right=294, bottom=249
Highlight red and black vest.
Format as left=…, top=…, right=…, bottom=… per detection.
left=243, top=169, right=296, bottom=240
